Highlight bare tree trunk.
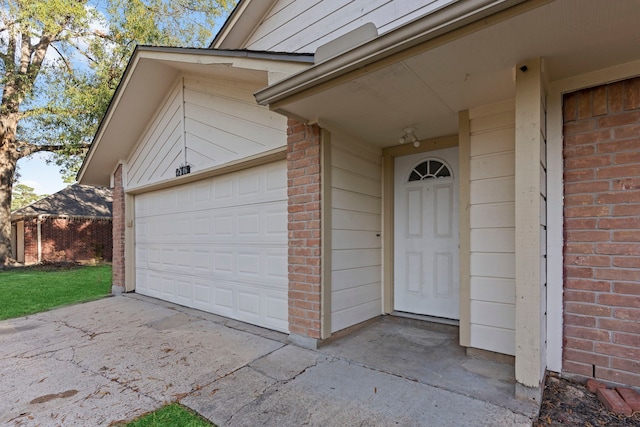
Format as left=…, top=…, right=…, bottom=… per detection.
left=0, top=145, right=18, bottom=265
left=0, top=107, right=20, bottom=264
left=0, top=28, right=61, bottom=265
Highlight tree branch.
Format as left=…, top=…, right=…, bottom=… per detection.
left=4, top=29, right=16, bottom=77
left=28, top=31, right=54, bottom=79
left=49, top=43, right=74, bottom=74
left=16, top=142, right=90, bottom=159
left=19, top=31, right=31, bottom=74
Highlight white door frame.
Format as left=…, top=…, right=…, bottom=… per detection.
left=381, top=135, right=461, bottom=316
left=393, top=148, right=460, bottom=319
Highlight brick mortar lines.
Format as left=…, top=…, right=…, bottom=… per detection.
left=287, top=120, right=322, bottom=339
left=562, top=78, right=640, bottom=387
left=112, top=164, right=125, bottom=288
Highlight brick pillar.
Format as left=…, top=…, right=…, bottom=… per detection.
left=562, top=77, right=640, bottom=388
left=112, top=164, right=126, bottom=294
left=287, top=119, right=322, bottom=345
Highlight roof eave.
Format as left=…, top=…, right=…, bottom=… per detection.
left=210, top=0, right=276, bottom=49
left=77, top=45, right=144, bottom=185
left=255, top=0, right=531, bottom=107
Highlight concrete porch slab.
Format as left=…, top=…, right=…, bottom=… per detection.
left=319, top=316, right=540, bottom=416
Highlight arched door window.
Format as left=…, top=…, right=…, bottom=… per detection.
left=408, top=159, right=452, bottom=182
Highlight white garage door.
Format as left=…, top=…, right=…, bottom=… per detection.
left=134, top=161, right=288, bottom=332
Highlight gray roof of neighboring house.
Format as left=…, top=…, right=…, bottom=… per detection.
left=11, top=184, right=113, bottom=220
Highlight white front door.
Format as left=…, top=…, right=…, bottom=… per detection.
left=394, top=147, right=459, bottom=319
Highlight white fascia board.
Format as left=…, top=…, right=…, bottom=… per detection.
left=137, top=48, right=313, bottom=75
left=210, top=0, right=277, bottom=49
left=77, top=51, right=145, bottom=185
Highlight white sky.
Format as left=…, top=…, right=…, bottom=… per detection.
left=17, top=153, right=68, bottom=195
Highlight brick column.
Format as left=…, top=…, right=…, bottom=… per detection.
left=112, top=164, right=126, bottom=294
left=562, top=77, right=640, bottom=387
left=287, top=119, right=322, bottom=345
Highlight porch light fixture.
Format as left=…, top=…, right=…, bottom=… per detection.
left=398, top=127, right=420, bottom=147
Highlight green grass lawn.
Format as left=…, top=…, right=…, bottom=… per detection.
left=0, top=264, right=112, bottom=320
left=125, top=404, right=213, bottom=427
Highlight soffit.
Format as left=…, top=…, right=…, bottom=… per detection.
left=266, top=0, right=640, bottom=147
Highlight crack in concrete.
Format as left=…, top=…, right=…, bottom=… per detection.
left=251, top=355, right=322, bottom=384
left=223, top=382, right=280, bottom=426
left=178, top=343, right=288, bottom=399
left=222, top=351, right=324, bottom=426
left=44, top=338, right=162, bottom=407
left=55, top=320, right=112, bottom=340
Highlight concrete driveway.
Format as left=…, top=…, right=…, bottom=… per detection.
left=0, top=295, right=537, bottom=426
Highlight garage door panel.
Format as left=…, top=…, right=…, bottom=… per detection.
left=139, top=246, right=288, bottom=286
left=266, top=296, right=288, bottom=323
left=193, top=282, right=210, bottom=306
left=137, top=204, right=286, bottom=244
left=214, top=286, right=234, bottom=311
left=213, top=215, right=232, bottom=236
left=136, top=165, right=286, bottom=217
left=266, top=165, right=286, bottom=191
left=266, top=253, right=288, bottom=279
left=192, top=250, right=211, bottom=273
left=238, top=252, right=260, bottom=275
left=160, top=276, right=175, bottom=299
left=266, top=209, right=288, bottom=235
left=238, top=214, right=259, bottom=236
left=135, top=161, right=288, bottom=332
left=238, top=291, right=260, bottom=316
left=238, top=173, right=260, bottom=197
left=175, top=278, right=192, bottom=303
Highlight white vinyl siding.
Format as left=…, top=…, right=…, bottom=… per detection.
left=330, top=129, right=383, bottom=333
left=468, top=99, right=516, bottom=356
left=135, top=161, right=288, bottom=332
left=127, top=80, right=184, bottom=188
left=244, top=0, right=458, bottom=53
left=126, top=74, right=287, bottom=190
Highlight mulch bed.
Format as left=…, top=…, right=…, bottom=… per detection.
left=534, top=373, right=640, bottom=426
left=1, top=260, right=82, bottom=271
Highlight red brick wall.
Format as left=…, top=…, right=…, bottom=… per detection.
left=112, top=164, right=126, bottom=290
left=22, top=217, right=112, bottom=264
left=563, top=77, right=640, bottom=387
left=287, top=119, right=322, bottom=339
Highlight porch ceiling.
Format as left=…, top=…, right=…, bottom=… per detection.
left=262, top=0, right=640, bottom=147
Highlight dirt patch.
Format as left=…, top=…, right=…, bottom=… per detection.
left=535, top=373, right=640, bottom=426
left=30, top=390, right=79, bottom=404
left=2, top=261, right=83, bottom=271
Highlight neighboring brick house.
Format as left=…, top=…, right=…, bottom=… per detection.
left=10, top=184, right=113, bottom=264
left=562, top=78, right=640, bottom=388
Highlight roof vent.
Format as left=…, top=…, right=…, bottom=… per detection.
left=315, top=23, right=378, bottom=63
